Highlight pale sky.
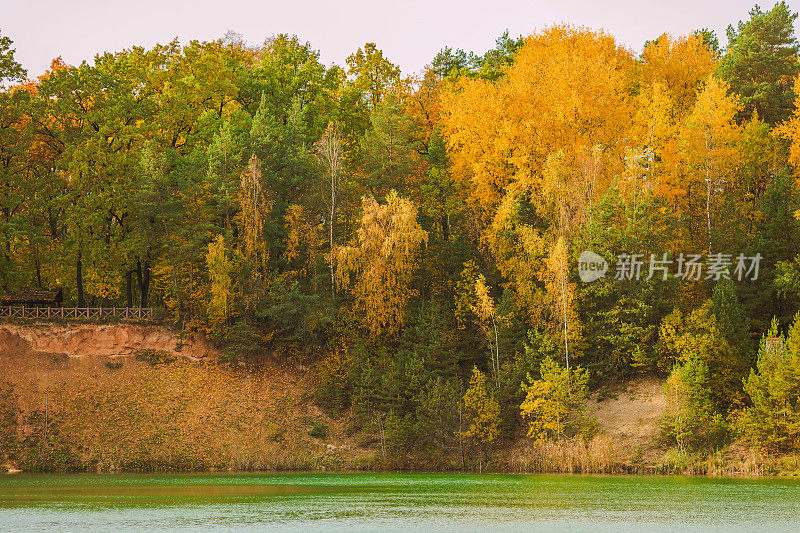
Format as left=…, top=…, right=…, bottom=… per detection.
left=2, top=0, right=800, bottom=78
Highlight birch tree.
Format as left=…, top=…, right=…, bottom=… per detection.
left=335, top=190, right=427, bottom=334
left=239, top=154, right=271, bottom=275
left=316, top=123, right=342, bottom=293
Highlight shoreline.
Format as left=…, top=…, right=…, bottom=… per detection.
left=1, top=324, right=795, bottom=478
left=3, top=469, right=800, bottom=479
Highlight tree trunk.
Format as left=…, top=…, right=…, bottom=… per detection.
left=706, top=177, right=712, bottom=254
left=329, top=209, right=335, bottom=296
left=136, top=259, right=151, bottom=308
left=560, top=256, right=570, bottom=373
left=35, top=255, right=42, bottom=288
left=704, top=127, right=714, bottom=254
left=143, top=260, right=151, bottom=308
left=492, top=316, right=500, bottom=379
left=76, top=252, right=85, bottom=308
left=125, top=270, right=133, bottom=308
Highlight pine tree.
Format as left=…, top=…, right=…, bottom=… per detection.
left=717, top=1, right=800, bottom=124
left=738, top=316, right=800, bottom=453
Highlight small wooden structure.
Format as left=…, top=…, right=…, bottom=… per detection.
left=0, top=306, right=154, bottom=320
left=0, top=287, right=63, bottom=307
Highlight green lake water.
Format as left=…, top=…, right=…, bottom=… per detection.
left=1, top=473, right=799, bottom=532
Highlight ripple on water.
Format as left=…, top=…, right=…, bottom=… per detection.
left=1, top=474, right=799, bottom=532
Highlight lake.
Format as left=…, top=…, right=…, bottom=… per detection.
left=1, top=473, right=799, bottom=532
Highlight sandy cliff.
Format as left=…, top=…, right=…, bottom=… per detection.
left=0, top=323, right=218, bottom=359
left=588, top=377, right=667, bottom=457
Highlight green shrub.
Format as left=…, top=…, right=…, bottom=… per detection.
left=134, top=349, right=175, bottom=366
left=521, top=356, right=594, bottom=443
left=308, top=422, right=327, bottom=439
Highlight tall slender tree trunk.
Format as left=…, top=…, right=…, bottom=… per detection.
left=35, top=255, right=42, bottom=288
left=706, top=177, right=712, bottom=254
left=492, top=316, right=500, bottom=379
left=318, top=122, right=342, bottom=297
left=561, top=265, right=569, bottom=373
left=137, top=259, right=151, bottom=308
left=328, top=151, right=337, bottom=296
left=76, top=252, right=85, bottom=308
left=705, top=127, right=713, bottom=254
left=125, top=270, right=133, bottom=308
left=330, top=206, right=335, bottom=296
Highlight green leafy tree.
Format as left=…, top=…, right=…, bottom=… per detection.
left=431, top=47, right=472, bottom=78
left=717, top=1, right=800, bottom=124
left=462, top=366, right=500, bottom=458
left=431, top=30, right=523, bottom=81
left=692, top=28, right=721, bottom=54
left=520, top=356, right=593, bottom=442
left=712, top=278, right=754, bottom=376
left=775, top=255, right=800, bottom=301
left=414, top=376, right=462, bottom=463
left=661, top=357, right=728, bottom=451
left=357, top=96, right=422, bottom=197
left=0, top=30, right=26, bottom=87
left=475, top=30, right=525, bottom=80
left=346, top=43, right=401, bottom=109
left=738, top=316, right=800, bottom=453
left=658, top=301, right=746, bottom=408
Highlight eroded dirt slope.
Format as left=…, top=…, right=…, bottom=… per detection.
left=0, top=323, right=217, bottom=359
left=588, top=377, right=667, bottom=454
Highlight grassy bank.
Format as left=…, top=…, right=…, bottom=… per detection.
left=0, top=350, right=376, bottom=473
left=1, top=350, right=798, bottom=476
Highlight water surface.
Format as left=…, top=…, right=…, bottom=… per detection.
left=1, top=473, right=798, bottom=532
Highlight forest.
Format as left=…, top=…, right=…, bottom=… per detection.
left=2, top=2, right=800, bottom=468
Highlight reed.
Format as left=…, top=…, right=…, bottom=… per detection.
left=509, top=435, right=622, bottom=474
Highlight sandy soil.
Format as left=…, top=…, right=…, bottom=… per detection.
left=0, top=323, right=218, bottom=359
left=588, top=377, right=667, bottom=454
left=0, top=345, right=375, bottom=472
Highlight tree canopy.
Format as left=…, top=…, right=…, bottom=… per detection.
left=3, top=6, right=800, bottom=464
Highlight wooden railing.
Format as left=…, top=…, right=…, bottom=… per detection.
left=0, top=306, right=157, bottom=320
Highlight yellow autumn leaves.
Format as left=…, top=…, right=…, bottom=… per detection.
left=335, top=190, right=428, bottom=334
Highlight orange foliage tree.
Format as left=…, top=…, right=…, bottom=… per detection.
left=335, top=190, right=427, bottom=334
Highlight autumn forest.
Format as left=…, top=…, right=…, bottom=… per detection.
left=3, top=2, right=800, bottom=470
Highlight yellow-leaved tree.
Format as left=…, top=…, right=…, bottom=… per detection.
left=283, top=204, right=324, bottom=283
left=681, top=75, right=742, bottom=251
left=239, top=154, right=272, bottom=275
left=776, top=75, right=800, bottom=189
left=335, top=190, right=428, bottom=334
left=544, top=236, right=582, bottom=367
left=634, top=33, right=718, bottom=203
left=471, top=274, right=510, bottom=380
left=640, top=33, right=718, bottom=119
left=315, top=122, right=343, bottom=292
left=206, top=234, right=233, bottom=325
left=462, top=366, right=501, bottom=459
left=440, top=25, right=637, bottom=331
left=521, top=356, right=592, bottom=442
left=441, top=25, right=637, bottom=229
